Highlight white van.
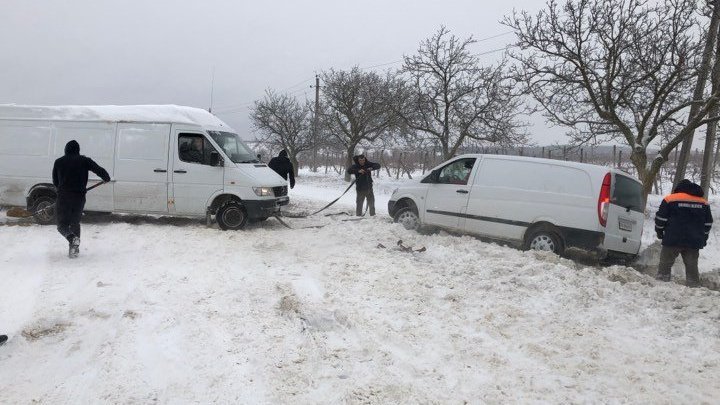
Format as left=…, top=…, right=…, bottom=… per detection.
left=388, top=154, right=645, bottom=259
left=0, top=105, right=289, bottom=229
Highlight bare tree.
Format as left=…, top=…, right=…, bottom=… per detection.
left=395, top=26, right=527, bottom=160
left=505, top=0, right=720, bottom=201
left=702, top=12, right=720, bottom=194
left=676, top=0, right=720, bottom=189
left=250, top=90, right=313, bottom=176
left=320, top=67, right=399, bottom=181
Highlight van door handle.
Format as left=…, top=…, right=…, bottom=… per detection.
left=456, top=190, right=469, bottom=194
left=154, top=169, right=167, bottom=173
left=174, top=170, right=187, bottom=174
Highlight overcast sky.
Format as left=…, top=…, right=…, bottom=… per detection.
left=1, top=0, right=566, bottom=144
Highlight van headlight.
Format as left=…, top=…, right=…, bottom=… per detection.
left=253, top=187, right=273, bottom=197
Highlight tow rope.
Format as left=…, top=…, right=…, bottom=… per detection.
left=273, top=179, right=368, bottom=229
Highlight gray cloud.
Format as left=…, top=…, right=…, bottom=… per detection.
left=1, top=0, right=559, bottom=143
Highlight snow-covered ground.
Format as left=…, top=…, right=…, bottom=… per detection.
left=1, top=169, right=719, bottom=403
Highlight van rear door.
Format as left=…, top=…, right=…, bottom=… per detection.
left=602, top=173, right=644, bottom=255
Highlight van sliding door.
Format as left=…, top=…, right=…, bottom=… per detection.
left=113, top=123, right=170, bottom=212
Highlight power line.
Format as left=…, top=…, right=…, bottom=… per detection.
left=214, top=30, right=516, bottom=116
left=476, top=31, right=513, bottom=42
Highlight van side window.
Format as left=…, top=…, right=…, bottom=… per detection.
left=178, top=134, right=216, bottom=165
left=437, top=158, right=476, bottom=185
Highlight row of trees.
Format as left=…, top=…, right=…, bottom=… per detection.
left=249, top=0, right=720, bottom=202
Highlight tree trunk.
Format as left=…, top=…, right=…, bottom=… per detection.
left=344, top=146, right=355, bottom=182
left=630, top=149, right=657, bottom=205
left=673, top=0, right=720, bottom=186
left=702, top=20, right=720, bottom=196
left=441, top=141, right=451, bottom=160
left=289, top=154, right=300, bottom=177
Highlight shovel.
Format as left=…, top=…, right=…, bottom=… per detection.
left=5, top=181, right=111, bottom=219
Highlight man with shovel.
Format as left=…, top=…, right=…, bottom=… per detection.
left=52, top=140, right=111, bottom=258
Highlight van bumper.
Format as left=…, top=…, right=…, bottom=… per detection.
left=244, top=196, right=289, bottom=219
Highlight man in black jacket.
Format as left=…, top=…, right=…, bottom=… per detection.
left=268, top=150, right=295, bottom=189
left=52, top=140, right=111, bottom=258
left=347, top=154, right=381, bottom=216
left=654, top=179, right=713, bottom=287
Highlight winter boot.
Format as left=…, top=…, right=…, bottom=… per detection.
left=655, top=273, right=671, bottom=282
left=686, top=278, right=701, bottom=288
left=69, top=236, right=80, bottom=258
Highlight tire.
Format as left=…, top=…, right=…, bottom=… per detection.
left=216, top=201, right=248, bottom=230
left=30, top=195, right=57, bottom=225
left=524, top=227, right=564, bottom=255
left=393, top=207, right=420, bottom=231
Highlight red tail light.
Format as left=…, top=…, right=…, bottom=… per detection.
left=598, top=173, right=611, bottom=227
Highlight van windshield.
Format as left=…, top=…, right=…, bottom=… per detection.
left=208, top=131, right=258, bottom=163
left=613, top=174, right=644, bottom=212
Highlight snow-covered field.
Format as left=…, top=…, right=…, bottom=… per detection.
left=1, top=170, right=719, bottom=403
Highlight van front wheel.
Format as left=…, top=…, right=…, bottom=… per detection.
left=524, top=227, right=564, bottom=255
left=217, top=201, right=248, bottom=230
left=394, top=207, right=420, bottom=231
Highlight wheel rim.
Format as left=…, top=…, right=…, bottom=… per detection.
left=397, top=211, right=419, bottom=230
left=530, top=234, right=556, bottom=252
left=35, top=201, right=55, bottom=222
left=222, top=206, right=245, bottom=228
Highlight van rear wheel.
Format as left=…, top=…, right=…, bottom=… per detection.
left=217, top=201, right=247, bottom=230
left=30, top=195, right=57, bottom=225
left=524, top=227, right=564, bottom=255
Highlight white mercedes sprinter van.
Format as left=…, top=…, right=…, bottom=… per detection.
left=388, top=154, right=645, bottom=259
left=0, top=105, right=288, bottom=229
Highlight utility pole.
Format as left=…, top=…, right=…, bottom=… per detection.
left=311, top=74, right=321, bottom=172
left=208, top=66, right=216, bottom=114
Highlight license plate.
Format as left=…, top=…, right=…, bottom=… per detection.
left=618, top=218, right=634, bottom=232
left=277, top=196, right=289, bottom=205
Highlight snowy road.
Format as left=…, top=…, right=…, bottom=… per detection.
left=1, top=172, right=719, bottom=403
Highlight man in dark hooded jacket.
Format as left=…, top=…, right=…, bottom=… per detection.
left=268, top=150, right=295, bottom=189
left=347, top=154, right=381, bottom=216
left=654, top=179, right=713, bottom=287
left=52, top=140, right=111, bottom=258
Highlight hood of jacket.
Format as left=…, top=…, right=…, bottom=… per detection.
left=353, top=154, right=366, bottom=165
left=673, top=179, right=704, bottom=197
left=278, top=150, right=288, bottom=158
left=64, top=140, right=80, bottom=156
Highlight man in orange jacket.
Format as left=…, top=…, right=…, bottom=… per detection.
left=654, top=179, right=713, bottom=287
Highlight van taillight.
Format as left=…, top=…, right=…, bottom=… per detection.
left=598, top=173, right=611, bottom=227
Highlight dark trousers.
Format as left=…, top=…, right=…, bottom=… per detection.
left=56, top=191, right=86, bottom=242
left=356, top=188, right=375, bottom=216
left=657, top=246, right=700, bottom=285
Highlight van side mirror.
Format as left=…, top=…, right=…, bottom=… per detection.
left=210, top=151, right=223, bottom=167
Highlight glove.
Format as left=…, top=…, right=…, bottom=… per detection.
left=656, top=230, right=664, bottom=239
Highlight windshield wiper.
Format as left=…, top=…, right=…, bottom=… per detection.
left=238, top=159, right=260, bottom=163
